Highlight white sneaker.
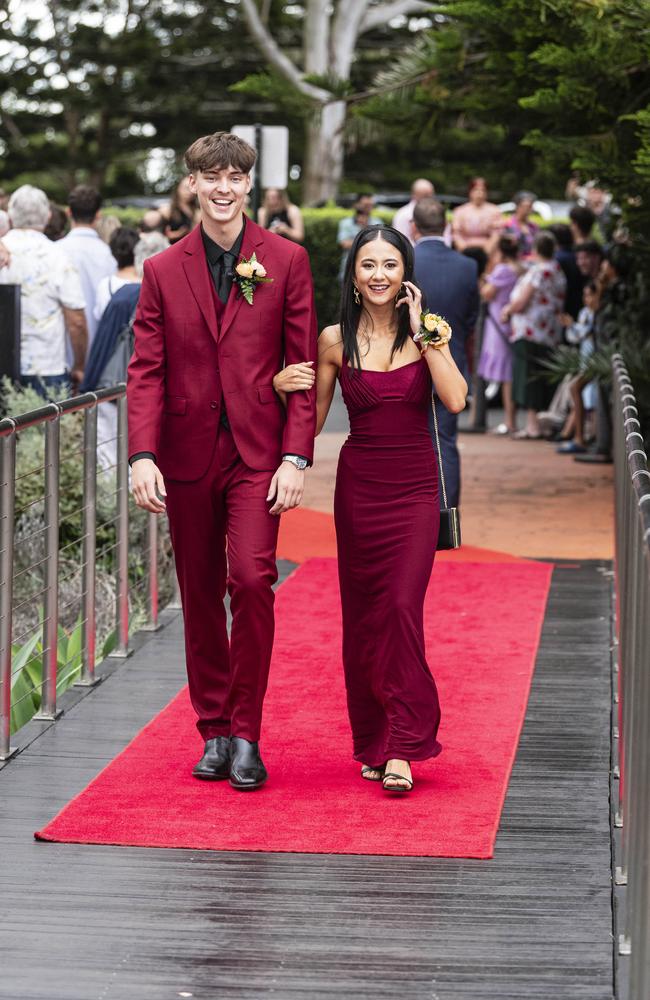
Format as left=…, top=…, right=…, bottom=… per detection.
left=485, top=381, right=500, bottom=400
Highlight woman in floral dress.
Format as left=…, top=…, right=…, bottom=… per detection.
left=501, top=231, right=566, bottom=440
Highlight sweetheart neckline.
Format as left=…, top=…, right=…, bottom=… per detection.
left=344, top=359, right=422, bottom=375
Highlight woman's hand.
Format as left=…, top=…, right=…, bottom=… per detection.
left=500, top=304, right=512, bottom=323
left=272, top=362, right=315, bottom=394
left=395, top=280, right=423, bottom=337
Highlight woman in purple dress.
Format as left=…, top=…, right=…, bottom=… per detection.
left=477, top=234, right=523, bottom=434
left=273, top=227, right=467, bottom=793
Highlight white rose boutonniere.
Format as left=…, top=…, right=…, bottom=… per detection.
left=234, top=253, right=272, bottom=304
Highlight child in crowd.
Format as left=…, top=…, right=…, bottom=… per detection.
left=556, top=280, right=599, bottom=454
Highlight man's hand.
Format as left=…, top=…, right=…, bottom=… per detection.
left=131, top=458, right=167, bottom=514
left=62, top=306, right=88, bottom=389
left=70, top=367, right=84, bottom=394
left=267, top=461, right=305, bottom=516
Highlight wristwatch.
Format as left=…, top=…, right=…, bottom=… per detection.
left=282, top=454, right=309, bottom=471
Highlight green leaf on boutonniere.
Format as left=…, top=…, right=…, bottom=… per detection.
left=234, top=252, right=272, bottom=305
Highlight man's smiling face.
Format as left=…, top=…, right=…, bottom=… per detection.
left=189, top=165, right=252, bottom=227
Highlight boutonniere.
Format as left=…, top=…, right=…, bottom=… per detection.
left=234, top=253, right=273, bottom=305
left=413, top=311, right=452, bottom=349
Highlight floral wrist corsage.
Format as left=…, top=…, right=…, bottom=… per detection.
left=234, top=253, right=273, bottom=305
left=413, top=312, right=452, bottom=350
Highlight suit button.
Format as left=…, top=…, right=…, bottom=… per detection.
left=210, top=401, right=218, bottom=410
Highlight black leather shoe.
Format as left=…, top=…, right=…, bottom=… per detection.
left=229, top=737, right=268, bottom=790
left=192, top=736, right=231, bottom=780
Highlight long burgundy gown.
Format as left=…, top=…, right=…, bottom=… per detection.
left=334, top=357, right=442, bottom=769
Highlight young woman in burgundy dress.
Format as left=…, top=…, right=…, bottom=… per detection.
left=274, top=227, right=467, bottom=792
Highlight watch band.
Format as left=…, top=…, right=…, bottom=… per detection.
left=282, top=454, right=309, bottom=470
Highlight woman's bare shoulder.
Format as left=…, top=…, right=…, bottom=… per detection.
left=320, top=324, right=343, bottom=348
left=319, top=324, right=344, bottom=362
left=320, top=323, right=342, bottom=344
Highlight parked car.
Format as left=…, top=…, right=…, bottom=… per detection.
left=333, top=192, right=466, bottom=211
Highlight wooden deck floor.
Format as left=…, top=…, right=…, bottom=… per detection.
left=0, top=560, right=614, bottom=1000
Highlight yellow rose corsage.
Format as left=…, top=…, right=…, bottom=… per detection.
left=413, top=312, right=452, bottom=349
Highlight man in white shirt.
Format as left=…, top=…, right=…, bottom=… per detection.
left=60, top=185, right=116, bottom=348
left=0, top=185, right=87, bottom=396
left=392, top=178, right=435, bottom=245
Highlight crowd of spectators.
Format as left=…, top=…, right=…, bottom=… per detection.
left=377, top=174, right=629, bottom=465
left=0, top=182, right=171, bottom=469
left=0, top=168, right=628, bottom=476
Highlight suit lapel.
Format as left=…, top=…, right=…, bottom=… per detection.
left=219, top=219, right=267, bottom=341
left=182, top=227, right=219, bottom=343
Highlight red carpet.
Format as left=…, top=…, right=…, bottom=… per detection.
left=37, top=557, right=552, bottom=858
left=277, top=506, right=528, bottom=564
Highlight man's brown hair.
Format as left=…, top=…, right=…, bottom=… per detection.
left=68, top=184, right=102, bottom=223
left=184, top=132, right=257, bottom=175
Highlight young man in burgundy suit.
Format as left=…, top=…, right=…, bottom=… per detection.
left=127, top=132, right=317, bottom=790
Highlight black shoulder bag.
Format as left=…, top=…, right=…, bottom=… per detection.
left=432, top=396, right=461, bottom=549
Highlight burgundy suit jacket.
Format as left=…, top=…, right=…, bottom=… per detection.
left=127, top=220, right=318, bottom=481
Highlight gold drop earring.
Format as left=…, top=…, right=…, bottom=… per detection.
left=353, top=285, right=361, bottom=305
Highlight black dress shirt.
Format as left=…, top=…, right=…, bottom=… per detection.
left=202, top=222, right=245, bottom=303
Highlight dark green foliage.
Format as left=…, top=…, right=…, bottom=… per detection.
left=0, top=1, right=310, bottom=199
left=358, top=0, right=650, bottom=200
left=302, top=208, right=351, bottom=328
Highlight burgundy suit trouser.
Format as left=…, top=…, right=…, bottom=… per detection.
left=164, top=426, right=279, bottom=742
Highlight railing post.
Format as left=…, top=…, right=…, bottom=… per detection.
left=109, top=394, right=130, bottom=658
left=141, top=512, right=161, bottom=632
left=35, top=415, right=62, bottom=720
left=0, top=429, right=17, bottom=760
left=76, top=401, right=100, bottom=686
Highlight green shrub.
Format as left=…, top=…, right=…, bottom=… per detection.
left=10, top=618, right=117, bottom=733
left=104, top=205, right=152, bottom=227
left=3, top=380, right=175, bottom=734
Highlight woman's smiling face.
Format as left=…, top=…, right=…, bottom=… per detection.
left=354, top=236, right=405, bottom=306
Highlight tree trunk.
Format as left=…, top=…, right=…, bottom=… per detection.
left=303, top=101, right=347, bottom=204
left=63, top=108, right=80, bottom=189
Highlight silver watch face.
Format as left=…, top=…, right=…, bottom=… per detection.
left=285, top=455, right=308, bottom=470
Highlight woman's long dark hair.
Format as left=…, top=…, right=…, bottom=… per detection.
left=340, top=225, right=415, bottom=371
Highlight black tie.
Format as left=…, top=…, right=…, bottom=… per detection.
left=217, top=250, right=236, bottom=303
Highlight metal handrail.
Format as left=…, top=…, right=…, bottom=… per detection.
left=611, top=354, right=650, bottom=999
left=0, top=384, right=162, bottom=759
